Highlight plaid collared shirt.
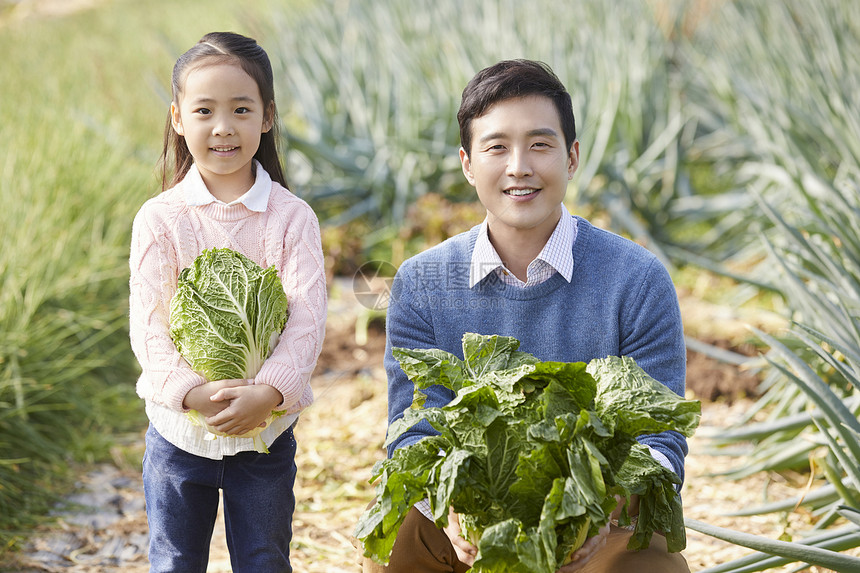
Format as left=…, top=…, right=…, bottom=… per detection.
left=469, top=207, right=577, bottom=289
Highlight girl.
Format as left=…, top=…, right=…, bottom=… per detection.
left=129, top=32, right=327, bottom=573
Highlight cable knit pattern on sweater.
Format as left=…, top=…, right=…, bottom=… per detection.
left=129, top=170, right=326, bottom=457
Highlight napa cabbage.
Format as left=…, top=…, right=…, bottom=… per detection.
left=355, top=333, right=701, bottom=572
left=169, top=248, right=289, bottom=452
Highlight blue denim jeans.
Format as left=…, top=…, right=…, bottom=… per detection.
left=143, top=424, right=297, bottom=573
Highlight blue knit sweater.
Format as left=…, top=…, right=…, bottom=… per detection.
left=384, top=215, right=689, bottom=485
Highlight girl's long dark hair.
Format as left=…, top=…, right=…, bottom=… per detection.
left=159, top=32, right=288, bottom=191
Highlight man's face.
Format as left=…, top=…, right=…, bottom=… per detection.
left=460, top=95, right=579, bottom=243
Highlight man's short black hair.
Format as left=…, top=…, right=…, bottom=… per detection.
left=457, top=59, right=576, bottom=157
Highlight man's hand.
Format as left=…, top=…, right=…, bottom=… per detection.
left=442, top=508, right=477, bottom=566
left=556, top=522, right=609, bottom=572
left=557, top=494, right=637, bottom=572
left=612, top=493, right=640, bottom=523
left=441, top=512, right=609, bottom=572
left=442, top=494, right=640, bottom=572
left=205, top=383, right=283, bottom=436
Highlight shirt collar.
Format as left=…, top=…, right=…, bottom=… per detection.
left=469, top=206, right=577, bottom=288
left=183, top=160, right=272, bottom=212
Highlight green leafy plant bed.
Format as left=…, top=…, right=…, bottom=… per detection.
left=355, top=333, right=701, bottom=572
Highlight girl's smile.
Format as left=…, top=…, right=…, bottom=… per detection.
left=170, top=61, right=273, bottom=202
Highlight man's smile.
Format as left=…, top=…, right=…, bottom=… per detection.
left=504, top=187, right=539, bottom=197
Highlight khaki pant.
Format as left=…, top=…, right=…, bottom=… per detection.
left=360, top=506, right=690, bottom=573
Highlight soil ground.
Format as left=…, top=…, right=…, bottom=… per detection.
left=8, top=284, right=853, bottom=573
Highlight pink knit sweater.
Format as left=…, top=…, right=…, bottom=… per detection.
left=129, top=167, right=327, bottom=424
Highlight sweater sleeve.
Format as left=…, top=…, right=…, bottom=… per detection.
left=254, top=202, right=327, bottom=413
left=619, top=256, right=689, bottom=486
left=129, top=203, right=207, bottom=411
left=384, top=259, right=453, bottom=457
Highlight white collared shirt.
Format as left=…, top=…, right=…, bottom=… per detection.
left=183, top=160, right=272, bottom=212
left=469, top=205, right=577, bottom=289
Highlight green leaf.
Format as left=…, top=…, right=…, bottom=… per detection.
left=392, top=346, right=467, bottom=392
left=461, top=332, right=537, bottom=377
left=432, top=448, right=474, bottom=521
left=355, top=438, right=444, bottom=564
left=532, top=363, right=597, bottom=418
left=617, top=444, right=685, bottom=552
left=508, top=440, right=569, bottom=524
left=384, top=403, right=449, bottom=448
left=475, top=519, right=550, bottom=573
left=484, top=418, right=528, bottom=501
left=588, top=355, right=701, bottom=437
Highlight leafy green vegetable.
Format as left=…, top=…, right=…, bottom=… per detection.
left=615, top=443, right=686, bottom=553
left=355, top=333, right=700, bottom=571
left=169, top=248, right=289, bottom=451
left=170, top=248, right=289, bottom=380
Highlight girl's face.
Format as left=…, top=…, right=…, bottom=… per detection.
left=171, top=61, right=272, bottom=201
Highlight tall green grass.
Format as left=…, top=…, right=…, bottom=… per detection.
left=256, top=0, right=711, bottom=266
left=0, top=0, right=287, bottom=551
left=678, top=1, right=860, bottom=569
left=1, top=14, right=144, bottom=547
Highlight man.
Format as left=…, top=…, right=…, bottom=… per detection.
left=366, top=59, right=690, bottom=573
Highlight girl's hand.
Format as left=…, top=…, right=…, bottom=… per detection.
left=205, top=383, right=283, bottom=436
left=442, top=508, right=478, bottom=566
left=182, top=379, right=247, bottom=416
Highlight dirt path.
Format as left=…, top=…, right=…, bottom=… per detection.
left=3, top=288, right=821, bottom=573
